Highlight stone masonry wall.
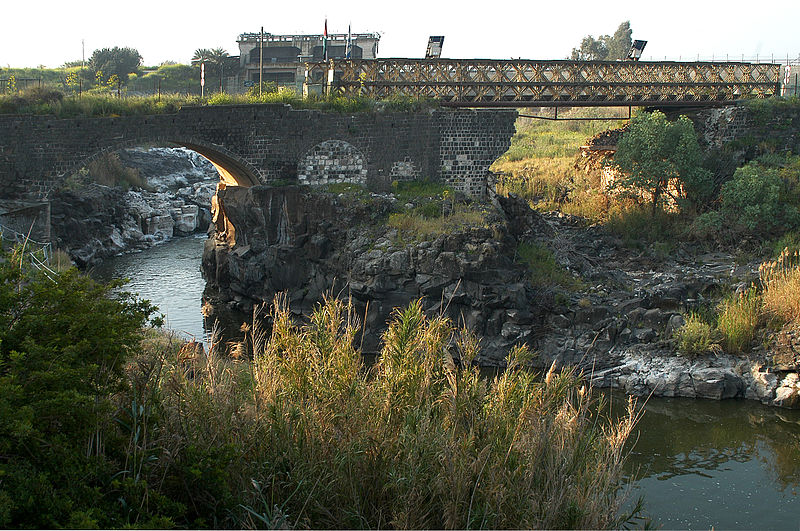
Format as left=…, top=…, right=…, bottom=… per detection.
left=0, top=105, right=516, bottom=202
left=439, top=111, right=515, bottom=198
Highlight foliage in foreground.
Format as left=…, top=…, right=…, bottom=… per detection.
left=0, top=245, right=161, bottom=528
left=132, top=297, right=638, bottom=529
left=0, top=244, right=639, bottom=528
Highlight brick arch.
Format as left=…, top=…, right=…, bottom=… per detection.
left=56, top=137, right=262, bottom=197
left=297, top=139, right=368, bottom=186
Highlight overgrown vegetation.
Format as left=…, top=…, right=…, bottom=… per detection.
left=674, top=248, right=800, bottom=356
left=497, top=100, right=800, bottom=254
left=0, top=75, right=438, bottom=118
left=386, top=180, right=490, bottom=241
left=492, top=108, right=627, bottom=220
left=0, top=244, right=639, bottom=528
left=517, top=242, right=582, bottom=289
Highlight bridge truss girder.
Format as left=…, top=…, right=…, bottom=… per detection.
left=305, top=59, right=781, bottom=107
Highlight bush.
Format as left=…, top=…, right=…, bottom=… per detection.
left=0, top=245, right=160, bottom=527
left=0, top=244, right=640, bottom=527
left=674, top=313, right=722, bottom=357
left=720, top=162, right=799, bottom=233
left=517, top=242, right=582, bottom=289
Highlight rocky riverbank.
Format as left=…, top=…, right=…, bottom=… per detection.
left=203, top=184, right=800, bottom=408
left=51, top=147, right=218, bottom=267
left=530, top=211, right=800, bottom=408
left=202, top=185, right=552, bottom=356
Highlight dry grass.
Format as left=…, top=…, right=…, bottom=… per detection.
left=388, top=204, right=487, bottom=241
left=760, top=247, right=800, bottom=323
left=123, top=296, right=639, bottom=529
left=674, top=313, right=723, bottom=357
left=717, top=288, right=762, bottom=354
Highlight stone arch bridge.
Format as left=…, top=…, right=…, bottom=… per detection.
left=0, top=104, right=516, bottom=202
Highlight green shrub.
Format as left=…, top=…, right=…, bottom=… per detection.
left=391, top=179, right=451, bottom=201
left=689, top=210, right=724, bottom=240
left=0, top=246, right=160, bottom=528
left=674, top=313, right=722, bottom=357
left=610, top=111, right=713, bottom=214
left=720, top=162, right=799, bottom=233
left=517, top=242, right=582, bottom=289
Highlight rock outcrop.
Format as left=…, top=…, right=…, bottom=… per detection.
left=202, top=186, right=553, bottom=362
left=202, top=185, right=800, bottom=408
left=51, top=147, right=218, bottom=266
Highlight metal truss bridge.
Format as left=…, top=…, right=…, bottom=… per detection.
left=305, top=59, right=781, bottom=107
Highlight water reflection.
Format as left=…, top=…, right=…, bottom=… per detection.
left=610, top=392, right=800, bottom=529
left=92, top=235, right=208, bottom=342
left=92, top=241, right=800, bottom=529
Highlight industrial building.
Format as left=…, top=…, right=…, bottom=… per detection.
left=236, top=31, right=381, bottom=92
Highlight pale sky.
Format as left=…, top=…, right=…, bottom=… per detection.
left=3, top=0, right=799, bottom=68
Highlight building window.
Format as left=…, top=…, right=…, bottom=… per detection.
left=251, top=71, right=296, bottom=83
left=248, top=46, right=302, bottom=64
left=311, top=45, right=363, bottom=61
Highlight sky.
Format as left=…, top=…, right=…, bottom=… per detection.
left=3, top=0, right=799, bottom=68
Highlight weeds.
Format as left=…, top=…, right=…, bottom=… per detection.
left=0, top=87, right=437, bottom=118
left=716, top=288, right=762, bottom=353
left=517, top=241, right=583, bottom=290
left=127, top=296, right=638, bottom=529
left=674, top=313, right=722, bottom=357
left=388, top=204, right=486, bottom=241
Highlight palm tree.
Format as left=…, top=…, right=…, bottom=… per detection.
left=192, top=48, right=230, bottom=92
left=191, top=48, right=213, bottom=66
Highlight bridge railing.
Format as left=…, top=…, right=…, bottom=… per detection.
left=305, top=59, right=781, bottom=107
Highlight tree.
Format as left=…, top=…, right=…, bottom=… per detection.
left=192, top=47, right=230, bottom=92
left=606, top=21, right=632, bottom=61
left=610, top=111, right=712, bottom=215
left=571, top=21, right=633, bottom=61
left=192, top=47, right=229, bottom=76
left=88, top=47, right=142, bottom=85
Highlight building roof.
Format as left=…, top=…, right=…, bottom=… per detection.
left=237, top=32, right=380, bottom=44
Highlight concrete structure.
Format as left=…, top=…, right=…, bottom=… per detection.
left=237, top=32, right=380, bottom=92
left=0, top=104, right=515, bottom=204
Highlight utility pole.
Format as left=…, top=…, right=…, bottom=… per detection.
left=259, top=26, right=264, bottom=96
left=81, top=39, right=84, bottom=98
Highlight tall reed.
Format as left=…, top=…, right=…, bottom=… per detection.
left=125, top=296, right=638, bottom=528
left=760, top=247, right=800, bottom=324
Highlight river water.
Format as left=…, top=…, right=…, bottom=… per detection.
left=95, top=236, right=800, bottom=529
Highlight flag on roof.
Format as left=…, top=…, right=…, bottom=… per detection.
left=346, top=24, right=352, bottom=59
left=323, top=18, right=328, bottom=61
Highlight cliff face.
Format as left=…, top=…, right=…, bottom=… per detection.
left=201, top=184, right=800, bottom=408
left=202, top=185, right=551, bottom=363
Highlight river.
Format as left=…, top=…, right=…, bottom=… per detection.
left=95, top=236, right=800, bottom=529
